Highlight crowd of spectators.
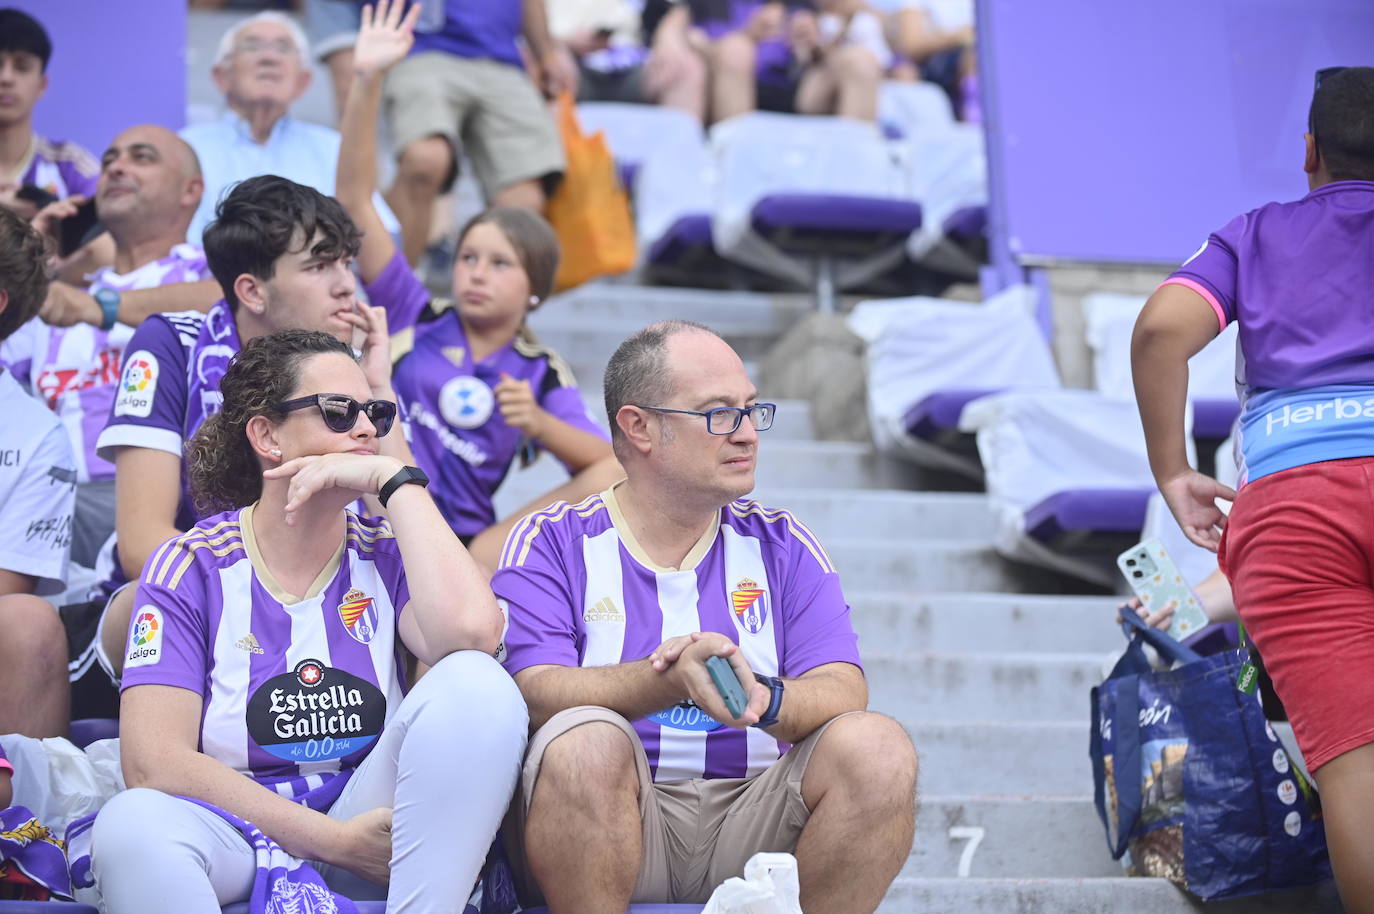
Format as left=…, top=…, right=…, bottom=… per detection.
left=0, top=3, right=918, bottom=911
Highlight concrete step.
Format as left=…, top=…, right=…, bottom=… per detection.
left=906, top=721, right=1091, bottom=796
left=532, top=317, right=783, bottom=387
left=878, top=877, right=1343, bottom=913
left=752, top=441, right=926, bottom=489
left=850, top=592, right=1125, bottom=654
left=746, top=488, right=996, bottom=541
left=544, top=283, right=804, bottom=331
left=830, top=538, right=1105, bottom=594
left=906, top=795, right=1115, bottom=878
left=865, top=651, right=1104, bottom=722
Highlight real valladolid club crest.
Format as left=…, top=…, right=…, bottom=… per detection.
left=337, top=589, right=378, bottom=644
left=731, top=578, right=769, bottom=635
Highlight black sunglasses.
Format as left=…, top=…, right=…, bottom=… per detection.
left=273, top=394, right=397, bottom=437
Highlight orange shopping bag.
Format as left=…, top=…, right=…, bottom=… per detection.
left=546, top=93, right=637, bottom=292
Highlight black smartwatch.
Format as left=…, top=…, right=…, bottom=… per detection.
left=751, top=673, right=785, bottom=729
left=378, top=466, right=429, bottom=507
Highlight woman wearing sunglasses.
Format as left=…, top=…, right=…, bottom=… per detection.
left=89, top=330, right=527, bottom=912
left=337, top=0, right=621, bottom=572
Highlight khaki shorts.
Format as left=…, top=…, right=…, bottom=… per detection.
left=512, top=706, right=850, bottom=904
left=383, top=51, right=565, bottom=197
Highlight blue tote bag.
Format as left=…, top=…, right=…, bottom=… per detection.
left=1089, top=616, right=1331, bottom=900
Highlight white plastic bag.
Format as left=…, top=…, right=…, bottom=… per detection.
left=2, top=734, right=124, bottom=832
left=702, top=852, right=803, bottom=914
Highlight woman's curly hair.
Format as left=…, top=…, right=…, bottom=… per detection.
left=187, top=330, right=355, bottom=516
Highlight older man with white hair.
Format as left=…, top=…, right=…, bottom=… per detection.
left=181, top=11, right=398, bottom=244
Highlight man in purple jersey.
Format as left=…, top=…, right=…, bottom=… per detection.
left=492, top=320, right=916, bottom=912
left=3, top=127, right=215, bottom=579
left=0, top=9, right=98, bottom=212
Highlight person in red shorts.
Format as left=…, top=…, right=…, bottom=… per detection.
left=1132, top=66, right=1374, bottom=913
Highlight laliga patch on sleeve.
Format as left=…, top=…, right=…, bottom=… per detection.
left=125, top=606, right=165, bottom=667
left=114, top=350, right=159, bottom=418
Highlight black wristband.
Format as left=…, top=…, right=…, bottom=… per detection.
left=378, top=466, right=429, bottom=507
left=750, top=673, right=784, bottom=729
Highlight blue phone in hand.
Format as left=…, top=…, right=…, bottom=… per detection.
left=706, top=655, right=748, bottom=719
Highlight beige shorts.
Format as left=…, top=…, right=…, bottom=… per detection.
left=383, top=51, right=565, bottom=197
left=512, top=706, right=850, bottom=904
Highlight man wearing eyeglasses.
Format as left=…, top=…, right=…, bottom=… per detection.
left=491, top=319, right=917, bottom=913
left=180, top=12, right=398, bottom=247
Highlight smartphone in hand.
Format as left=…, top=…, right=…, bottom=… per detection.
left=706, top=654, right=748, bottom=719
left=58, top=197, right=102, bottom=257
left=1117, top=538, right=1211, bottom=641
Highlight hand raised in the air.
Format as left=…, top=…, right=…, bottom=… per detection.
left=354, top=0, right=422, bottom=78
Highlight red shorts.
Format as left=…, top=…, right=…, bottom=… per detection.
left=1219, top=456, right=1374, bottom=772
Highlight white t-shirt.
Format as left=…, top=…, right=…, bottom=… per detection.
left=0, top=368, right=77, bottom=595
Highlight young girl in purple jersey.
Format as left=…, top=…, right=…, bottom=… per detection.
left=336, top=0, right=621, bottom=573
left=90, top=330, right=527, bottom=912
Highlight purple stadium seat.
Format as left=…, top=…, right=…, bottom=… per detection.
left=1024, top=488, right=1153, bottom=543
left=0, top=905, right=97, bottom=912
left=1192, top=397, right=1239, bottom=440
left=747, top=192, right=922, bottom=312
left=942, top=205, right=988, bottom=244
left=902, top=389, right=999, bottom=442
left=647, top=214, right=714, bottom=268
left=68, top=718, right=119, bottom=749
left=750, top=194, right=922, bottom=246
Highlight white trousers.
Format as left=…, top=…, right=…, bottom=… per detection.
left=90, top=651, right=528, bottom=914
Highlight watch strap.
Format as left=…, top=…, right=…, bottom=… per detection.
left=379, top=466, right=429, bottom=507
left=95, top=288, right=120, bottom=331
left=751, top=673, right=784, bottom=728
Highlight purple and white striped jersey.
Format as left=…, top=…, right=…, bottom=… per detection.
left=0, top=245, right=211, bottom=482
left=95, top=300, right=238, bottom=530
left=493, top=486, right=862, bottom=783
left=10, top=135, right=99, bottom=200
left=120, top=506, right=410, bottom=797
left=367, top=251, right=607, bottom=538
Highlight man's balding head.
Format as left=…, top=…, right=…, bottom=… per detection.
left=605, top=320, right=762, bottom=504
left=97, top=125, right=204, bottom=241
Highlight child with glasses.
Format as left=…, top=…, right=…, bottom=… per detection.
left=89, top=329, right=526, bottom=913
left=336, top=1, right=620, bottom=573
left=1133, top=66, right=1374, bottom=912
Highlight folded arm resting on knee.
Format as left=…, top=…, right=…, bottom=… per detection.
left=120, top=684, right=393, bottom=886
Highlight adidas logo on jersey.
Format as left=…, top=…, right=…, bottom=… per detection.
left=584, top=597, right=624, bottom=623
left=236, top=632, right=265, bottom=654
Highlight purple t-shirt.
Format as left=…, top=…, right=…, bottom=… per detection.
left=1163, top=181, right=1374, bottom=393
left=0, top=245, right=212, bottom=483
left=16, top=135, right=99, bottom=200
left=493, top=486, right=862, bottom=782
left=367, top=252, right=607, bottom=538
left=121, top=506, right=409, bottom=799
left=413, top=0, right=523, bottom=68
left=1162, top=180, right=1374, bottom=483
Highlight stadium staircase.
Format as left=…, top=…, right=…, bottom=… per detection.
left=501, top=283, right=1346, bottom=914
